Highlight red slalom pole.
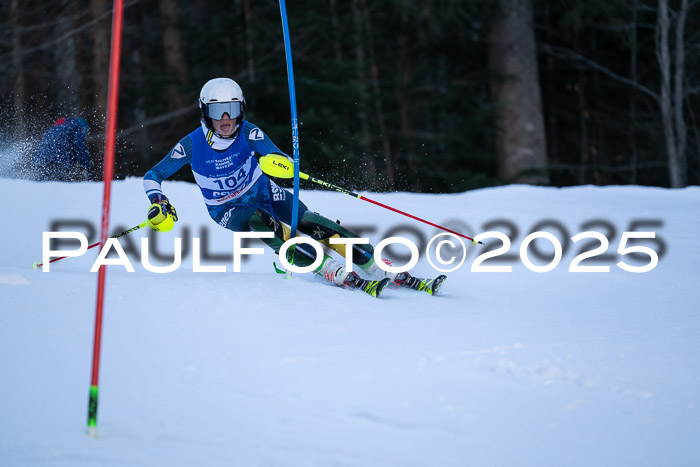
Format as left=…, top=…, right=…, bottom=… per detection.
left=259, top=154, right=482, bottom=244
left=356, top=194, right=477, bottom=243
left=304, top=174, right=482, bottom=244
left=88, top=0, right=124, bottom=438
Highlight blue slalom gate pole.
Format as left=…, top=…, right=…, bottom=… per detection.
left=279, top=0, right=301, bottom=245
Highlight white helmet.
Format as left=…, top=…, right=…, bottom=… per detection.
left=199, top=78, right=246, bottom=134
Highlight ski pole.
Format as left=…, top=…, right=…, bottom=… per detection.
left=259, top=155, right=482, bottom=244
left=33, top=220, right=149, bottom=269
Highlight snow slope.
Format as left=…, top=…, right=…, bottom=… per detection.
left=1, top=177, right=699, bottom=466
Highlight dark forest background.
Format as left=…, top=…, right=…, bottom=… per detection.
left=1, top=0, right=699, bottom=192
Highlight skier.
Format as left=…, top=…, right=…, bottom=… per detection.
left=32, top=117, right=91, bottom=181
left=143, top=77, right=443, bottom=296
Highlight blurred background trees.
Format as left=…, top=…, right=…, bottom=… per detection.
left=1, top=0, right=698, bottom=190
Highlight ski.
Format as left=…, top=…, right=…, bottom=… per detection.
left=345, top=276, right=391, bottom=298
left=393, top=272, right=447, bottom=295
left=273, top=262, right=391, bottom=298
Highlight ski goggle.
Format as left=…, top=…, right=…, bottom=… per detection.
left=204, top=101, right=242, bottom=120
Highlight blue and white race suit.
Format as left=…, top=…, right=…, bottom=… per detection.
left=144, top=120, right=307, bottom=231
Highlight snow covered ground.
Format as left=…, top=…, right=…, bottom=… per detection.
left=1, top=177, right=699, bottom=466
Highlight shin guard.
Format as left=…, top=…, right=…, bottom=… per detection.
left=248, top=209, right=319, bottom=268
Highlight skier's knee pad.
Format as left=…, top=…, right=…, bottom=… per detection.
left=248, top=209, right=289, bottom=243
left=299, top=211, right=374, bottom=265
left=248, top=209, right=318, bottom=268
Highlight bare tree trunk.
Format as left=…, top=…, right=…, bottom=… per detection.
left=629, top=0, right=639, bottom=184
left=243, top=0, right=255, bottom=82
left=159, top=0, right=189, bottom=111
left=329, top=0, right=343, bottom=63
left=542, top=4, right=559, bottom=176
left=351, top=0, right=376, bottom=185
left=70, top=0, right=90, bottom=113
left=488, top=0, right=549, bottom=185
left=362, top=0, right=394, bottom=189
left=395, top=33, right=421, bottom=192
left=53, top=6, right=81, bottom=115
left=673, top=0, right=688, bottom=185
left=577, top=67, right=588, bottom=184
left=656, top=0, right=688, bottom=187
left=129, top=46, right=150, bottom=169
left=657, top=0, right=676, bottom=186
left=90, top=0, right=110, bottom=118
left=10, top=0, right=26, bottom=137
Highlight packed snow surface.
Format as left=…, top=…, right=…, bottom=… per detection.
left=1, top=177, right=698, bottom=466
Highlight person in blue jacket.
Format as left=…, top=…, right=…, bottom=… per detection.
left=32, top=117, right=90, bottom=181
left=143, top=77, right=398, bottom=289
